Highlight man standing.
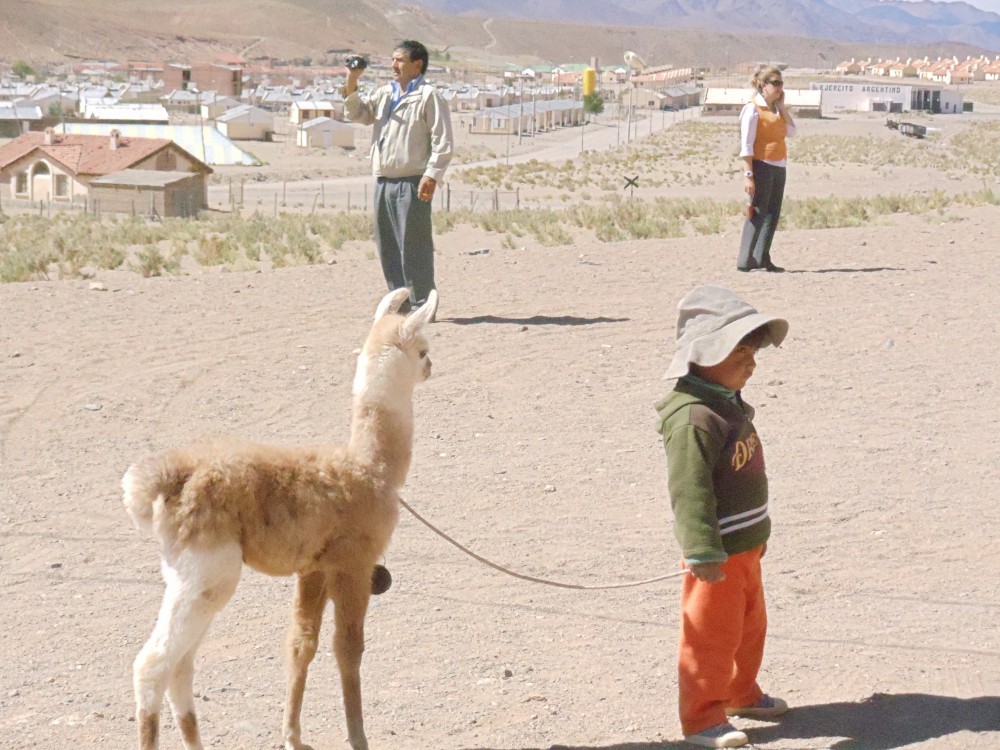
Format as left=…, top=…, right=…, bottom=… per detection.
left=343, top=40, right=454, bottom=310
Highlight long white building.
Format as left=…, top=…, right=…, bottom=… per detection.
left=814, top=81, right=963, bottom=116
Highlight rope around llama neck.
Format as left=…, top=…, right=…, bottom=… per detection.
left=398, top=497, right=691, bottom=590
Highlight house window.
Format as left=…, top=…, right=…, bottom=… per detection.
left=15, top=172, right=28, bottom=194
left=54, top=174, right=69, bottom=198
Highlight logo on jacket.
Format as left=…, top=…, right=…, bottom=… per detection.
left=731, top=432, right=760, bottom=472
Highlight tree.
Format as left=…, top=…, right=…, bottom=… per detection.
left=12, top=60, right=35, bottom=80
left=583, top=92, right=604, bottom=115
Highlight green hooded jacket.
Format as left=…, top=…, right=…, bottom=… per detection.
left=654, top=377, right=771, bottom=564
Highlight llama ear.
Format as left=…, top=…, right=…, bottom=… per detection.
left=401, top=289, right=438, bottom=338
left=374, top=288, right=412, bottom=321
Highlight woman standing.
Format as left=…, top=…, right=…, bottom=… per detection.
left=737, top=66, right=796, bottom=273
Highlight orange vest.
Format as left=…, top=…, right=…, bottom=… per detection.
left=752, top=105, right=787, bottom=162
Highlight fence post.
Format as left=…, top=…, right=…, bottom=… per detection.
left=446, top=182, right=451, bottom=213
left=516, top=187, right=520, bottom=209
left=282, top=181, right=287, bottom=205
left=348, top=192, right=352, bottom=212
left=321, top=182, right=325, bottom=208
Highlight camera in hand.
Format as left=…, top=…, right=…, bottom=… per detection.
left=346, top=55, right=369, bottom=71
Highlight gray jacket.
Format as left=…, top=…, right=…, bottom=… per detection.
left=343, top=81, right=453, bottom=182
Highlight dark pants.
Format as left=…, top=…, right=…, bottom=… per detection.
left=737, top=161, right=786, bottom=270
left=374, top=175, right=435, bottom=306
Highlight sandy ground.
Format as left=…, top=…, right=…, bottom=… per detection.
left=2, top=107, right=1000, bottom=750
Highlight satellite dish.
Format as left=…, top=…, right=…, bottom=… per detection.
left=624, top=51, right=646, bottom=71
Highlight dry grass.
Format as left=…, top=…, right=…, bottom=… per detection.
left=5, top=185, right=998, bottom=282
left=6, top=118, right=1000, bottom=282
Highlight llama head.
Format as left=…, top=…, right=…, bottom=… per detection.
left=354, top=290, right=438, bottom=398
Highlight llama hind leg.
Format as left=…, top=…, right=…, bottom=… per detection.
left=331, top=572, right=372, bottom=750
left=164, top=626, right=213, bottom=750
left=134, top=543, right=242, bottom=750
left=282, top=571, right=328, bottom=750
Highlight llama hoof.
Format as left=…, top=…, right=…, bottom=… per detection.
left=371, top=564, right=392, bottom=595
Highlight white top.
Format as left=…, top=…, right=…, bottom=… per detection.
left=739, top=93, right=796, bottom=167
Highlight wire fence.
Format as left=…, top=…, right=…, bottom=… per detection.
left=216, top=179, right=522, bottom=216
left=1, top=183, right=521, bottom=220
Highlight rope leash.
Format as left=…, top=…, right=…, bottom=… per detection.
left=398, top=497, right=691, bottom=590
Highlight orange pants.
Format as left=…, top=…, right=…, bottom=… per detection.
left=678, top=546, right=767, bottom=735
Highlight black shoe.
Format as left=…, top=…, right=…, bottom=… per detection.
left=737, top=266, right=754, bottom=272
left=764, top=263, right=785, bottom=273
left=371, top=564, right=392, bottom=595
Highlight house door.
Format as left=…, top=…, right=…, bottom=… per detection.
left=31, top=161, right=52, bottom=202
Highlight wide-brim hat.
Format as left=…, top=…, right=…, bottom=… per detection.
left=663, top=284, right=788, bottom=379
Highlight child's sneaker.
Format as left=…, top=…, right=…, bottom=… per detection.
left=725, top=694, right=789, bottom=719
left=683, top=722, right=749, bottom=748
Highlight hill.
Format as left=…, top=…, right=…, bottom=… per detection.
left=408, top=0, right=1000, bottom=52
left=0, top=0, right=992, bottom=71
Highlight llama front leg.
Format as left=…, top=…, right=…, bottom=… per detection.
left=331, top=572, right=372, bottom=750
left=283, top=571, right=328, bottom=750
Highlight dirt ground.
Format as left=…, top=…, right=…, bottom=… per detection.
left=2, top=108, right=1000, bottom=750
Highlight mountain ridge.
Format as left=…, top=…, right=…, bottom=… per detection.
left=405, top=0, right=1000, bottom=51
left=0, top=0, right=994, bottom=73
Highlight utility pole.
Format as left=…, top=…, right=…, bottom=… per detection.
left=518, top=77, right=524, bottom=145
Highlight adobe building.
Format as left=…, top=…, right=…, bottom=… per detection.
left=0, top=128, right=212, bottom=215
left=163, top=60, right=244, bottom=97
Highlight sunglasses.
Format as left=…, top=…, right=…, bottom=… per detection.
left=765, top=79, right=784, bottom=87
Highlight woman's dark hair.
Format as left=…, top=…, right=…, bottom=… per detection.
left=396, top=40, right=429, bottom=75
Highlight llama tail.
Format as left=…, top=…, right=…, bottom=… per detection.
left=122, top=453, right=189, bottom=536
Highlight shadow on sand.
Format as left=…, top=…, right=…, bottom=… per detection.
left=445, top=315, right=630, bottom=326
left=751, top=693, right=1000, bottom=749
left=462, top=693, right=1000, bottom=750
left=786, top=266, right=907, bottom=274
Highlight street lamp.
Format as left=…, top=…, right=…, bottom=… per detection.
left=624, top=51, right=646, bottom=145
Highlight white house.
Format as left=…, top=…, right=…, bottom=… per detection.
left=0, top=103, right=43, bottom=137
left=703, top=88, right=821, bottom=117
left=215, top=103, right=274, bottom=140
left=200, top=95, right=242, bottom=121
left=296, top=117, right=355, bottom=149
left=290, top=99, right=341, bottom=125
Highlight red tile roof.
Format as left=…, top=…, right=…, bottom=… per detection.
left=0, top=131, right=175, bottom=176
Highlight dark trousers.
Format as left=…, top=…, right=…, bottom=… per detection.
left=374, top=175, right=435, bottom=306
left=737, top=161, right=786, bottom=270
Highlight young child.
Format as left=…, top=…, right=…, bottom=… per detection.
left=654, top=284, right=790, bottom=749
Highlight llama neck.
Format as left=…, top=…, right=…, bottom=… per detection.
left=348, top=397, right=414, bottom=489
